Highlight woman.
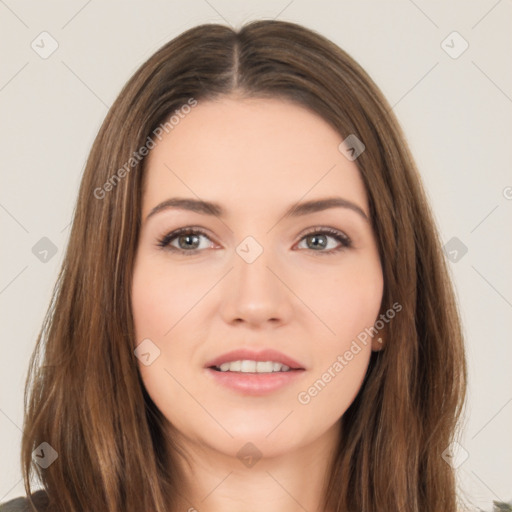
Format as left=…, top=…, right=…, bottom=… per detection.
left=2, top=19, right=467, bottom=512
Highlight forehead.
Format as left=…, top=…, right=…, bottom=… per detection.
left=142, top=96, right=368, bottom=218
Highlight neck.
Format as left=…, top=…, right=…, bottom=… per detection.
left=169, top=422, right=341, bottom=512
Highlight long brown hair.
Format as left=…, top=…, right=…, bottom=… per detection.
left=21, top=20, right=467, bottom=512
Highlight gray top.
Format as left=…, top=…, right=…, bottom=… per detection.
left=0, top=490, right=48, bottom=512
left=0, top=497, right=30, bottom=512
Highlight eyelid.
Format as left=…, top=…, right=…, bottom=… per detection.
left=298, top=225, right=351, bottom=243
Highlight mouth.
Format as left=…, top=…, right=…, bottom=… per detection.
left=204, top=348, right=306, bottom=372
left=203, top=348, right=306, bottom=395
left=208, top=360, right=303, bottom=373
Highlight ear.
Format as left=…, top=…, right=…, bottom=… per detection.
left=371, top=335, right=384, bottom=351
left=371, top=322, right=387, bottom=351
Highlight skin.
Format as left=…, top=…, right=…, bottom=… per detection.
left=131, top=95, right=384, bottom=512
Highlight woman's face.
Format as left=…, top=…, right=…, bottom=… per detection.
left=131, top=96, right=384, bottom=460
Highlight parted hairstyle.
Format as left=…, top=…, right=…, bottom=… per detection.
left=20, top=19, right=467, bottom=512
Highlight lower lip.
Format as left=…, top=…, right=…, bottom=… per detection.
left=204, top=367, right=306, bottom=396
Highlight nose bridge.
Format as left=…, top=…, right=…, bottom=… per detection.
left=222, top=233, right=291, bottom=325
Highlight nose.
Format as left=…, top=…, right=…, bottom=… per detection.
left=220, top=244, right=293, bottom=328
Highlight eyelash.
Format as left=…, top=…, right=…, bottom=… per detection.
left=156, top=226, right=352, bottom=256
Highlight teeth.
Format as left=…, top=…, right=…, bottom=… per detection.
left=241, top=360, right=256, bottom=372
left=217, top=360, right=291, bottom=373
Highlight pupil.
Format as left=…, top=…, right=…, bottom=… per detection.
left=180, top=234, right=199, bottom=249
left=309, top=234, right=326, bottom=249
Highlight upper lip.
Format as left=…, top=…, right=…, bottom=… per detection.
left=204, top=348, right=306, bottom=370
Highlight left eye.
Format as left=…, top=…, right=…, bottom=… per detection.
left=296, top=228, right=352, bottom=253
left=156, top=227, right=352, bottom=255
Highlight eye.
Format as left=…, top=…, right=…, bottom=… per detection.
left=295, top=227, right=352, bottom=255
left=156, top=227, right=215, bottom=255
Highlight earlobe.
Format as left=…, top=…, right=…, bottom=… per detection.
left=371, top=336, right=384, bottom=351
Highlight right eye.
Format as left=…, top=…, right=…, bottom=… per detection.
left=156, top=227, right=215, bottom=255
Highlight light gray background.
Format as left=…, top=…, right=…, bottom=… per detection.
left=1, top=1, right=511, bottom=509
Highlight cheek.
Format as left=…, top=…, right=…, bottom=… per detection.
left=296, top=255, right=382, bottom=407
left=131, top=256, right=203, bottom=340
left=303, top=253, right=384, bottom=340
left=295, top=272, right=382, bottom=418
left=131, top=259, right=197, bottom=424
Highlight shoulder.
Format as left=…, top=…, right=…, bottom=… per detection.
left=0, top=490, right=48, bottom=512
left=0, top=496, right=30, bottom=512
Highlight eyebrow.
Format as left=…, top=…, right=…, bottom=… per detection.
left=145, top=196, right=369, bottom=223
